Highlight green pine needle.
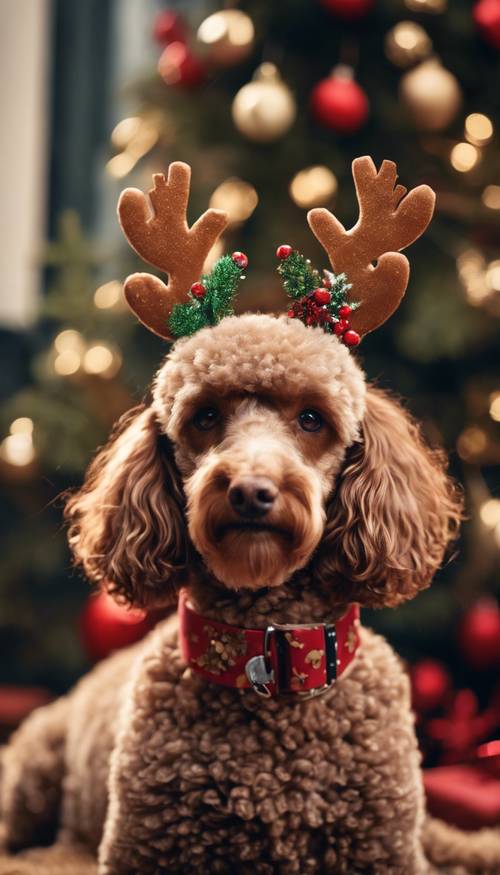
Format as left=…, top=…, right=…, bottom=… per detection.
left=169, top=254, right=245, bottom=338
left=277, top=251, right=319, bottom=300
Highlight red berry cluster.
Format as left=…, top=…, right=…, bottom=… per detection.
left=277, top=245, right=360, bottom=347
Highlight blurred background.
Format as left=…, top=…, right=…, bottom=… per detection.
left=0, top=0, right=499, bottom=828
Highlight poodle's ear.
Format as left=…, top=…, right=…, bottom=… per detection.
left=65, top=405, right=186, bottom=608
left=314, top=387, right=462, bottom=608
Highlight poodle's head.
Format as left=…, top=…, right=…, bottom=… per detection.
left=65, top=157, right=462, bottom=612
left=65, top=312, right=461, bottom=611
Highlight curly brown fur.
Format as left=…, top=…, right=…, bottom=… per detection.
left=2, top=314, right=493, bottom=875
left=65, top=405, right=187, bottom=608
left=312, top=387, right=463, bottom=608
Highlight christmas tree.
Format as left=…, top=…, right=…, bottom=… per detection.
left=1, top=0, right=499, bottom=783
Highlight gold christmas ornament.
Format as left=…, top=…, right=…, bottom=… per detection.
left=400, top=59, right=462, bottom=131
left=209, top=178, right=258, bottom=225
left=289, top=166, right=338, bottom=208
left=385, top=21, right=432, bottom=68
left=232, top=63, right=296, bottom=143
left=197, top=9, right=254, bottom=67
left=404, top=0, right=447, bottom=12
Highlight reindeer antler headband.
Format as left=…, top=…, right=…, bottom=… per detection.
left=118, top=157, right=435, bottom=344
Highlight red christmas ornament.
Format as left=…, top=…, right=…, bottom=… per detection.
left=343, top=329, right=361, bottom=347
left=333, top=318, right=350, bottom=335
left=80, top=591, right=155, bottom=662
left=474, top=0, right=500, bottom=50
left=158, top=41, right=205, bottom=89
left=232, top=251, right=248, bottom=269
left=313, top=288, right=332, bottom=305
left=153, top=10, right=187, bottom=46
left=320, top=0, right=375, bottom=22
left=458, top=599, right=500, bottom=670
left=411, top=659, right=451, bottom=713
left=276, top=244, right=293, bottom=259
left=190, top=281, right=206, bottom=299
left=310, top=66, right=369, bottom=135
left=338, top=304, right=352, bottom=318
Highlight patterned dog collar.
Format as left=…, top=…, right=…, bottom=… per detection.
left=178, top=589, right=360, bottom=699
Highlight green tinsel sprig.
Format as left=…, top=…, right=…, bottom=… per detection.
left=277, top=250, right=320, bottom=300
left=169, top=254, right=246, bottom=338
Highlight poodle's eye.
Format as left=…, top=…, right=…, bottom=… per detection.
left=192, top=407, right=220, bottom=431
left=298, top=409, right=323, bottom=433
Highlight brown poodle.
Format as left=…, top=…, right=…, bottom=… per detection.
left=1, top=163, right=499, bottom=875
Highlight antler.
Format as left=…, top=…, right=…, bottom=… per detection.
left=118, top=162, right=228, bottom=339
left=307, top=157, right=435, bottom=335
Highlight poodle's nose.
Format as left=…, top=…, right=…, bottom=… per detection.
left=228, top=477, right=278, bottom=519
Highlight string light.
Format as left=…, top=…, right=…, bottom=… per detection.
left=489, top=392, right=500, bottom=422
left=450, top=142, right=480, bottom=173
left=54, top=330, right=85, bottom=353
left=83, top=344, right=122, bottom=378
left=0, top=419, right=35, bottom=467
left=289, top=166, right=338, bottom=208
left=209, top=179, right=258, bottom=226
left=53, top=330, right=85, bottom=375
left=54, top=350, right=81, bottom=376
left=465, top=113, right=493, bottom=146
left=106, top=153, right=136, bottom=180
left=486, top=260, right=500, bottom=292
left=456, top=250, right=490, bottom=305
left=125, top=120, right=159, bottom=160
left=111, top=117, right=141, bottom=149
left=94, top=280, right=123, bottom=310
left=10, top=417, right=34, bottom=435
left=482, top=185, right=500, bottom=210
left=456, top=426, right=487, bottom=461
left=479, top=498, right=500, bottom=528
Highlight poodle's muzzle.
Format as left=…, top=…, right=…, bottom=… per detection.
left=184, top=409, right=326, bottom=591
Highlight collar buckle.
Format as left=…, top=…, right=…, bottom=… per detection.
left=245, top=625, right=275, bottom=697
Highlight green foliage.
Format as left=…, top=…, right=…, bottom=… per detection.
left=277, top=251, right=358, bottom=332
left=169, top=255, right=245, bottom=337
left=277, top=250, right=320, bottom=300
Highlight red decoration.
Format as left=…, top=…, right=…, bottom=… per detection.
left=474, top=0, right=500, bottom=50
left=0, top=686, right=52, bottom=734
left=276, top=244, right=293, bottom=259
left=310, top=67, right=369, bottom=135
left=80, top=591, right=155, bottom=662
left=338, top=304, right=352, bottom=318
left=458, top=599, right=500, bottom=670
left=232, top=251, right=249, bottom=269
left=427, top=689, right=499, bottom=765
left=334, top=318, right=350, bottom=335
left=411, top=659, right=451, bottom=713
left=343, top=329, right=361, bottom=347
left=158, top=42, right=205, bottom=89
left=424, top=764, right=500, bottom=830
left=320, top=0, right=375, bottom=21
left=313, top=288, right=332, bottom=305
left=153, top=10, right=187, bottom=46
left=191, top=282, right=206, bottom=299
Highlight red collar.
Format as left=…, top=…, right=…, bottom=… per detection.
left=178, top=589, right=360, bottom=699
